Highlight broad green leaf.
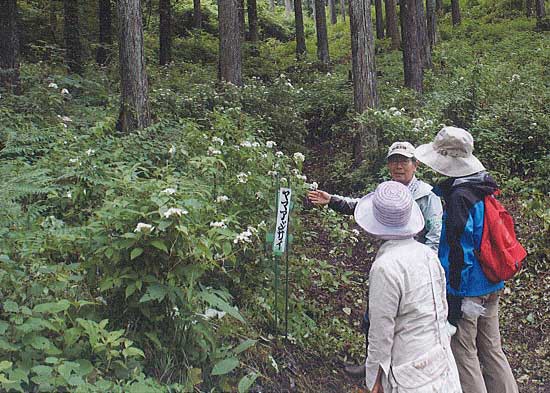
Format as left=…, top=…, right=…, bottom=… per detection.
left=201, top=291, right=245, bottom=323
left=130, top=248, right=144, bottom=260
left=0, top=361, right=12, bottom=372
left=3, top=300, right=18, bottom=313
left=0, top=321, right=8, bottom=335
left=238, top=372, right=259, bottom=393
left=64, top=327, right=81, bottom=346
left=233, top=339, right=257, bottom=354
left=139, top=284, right=167, bottom=303
left=150, top=240, right=168, bottom=253
left=33, top=300, right=70, bottom=314
left=144, top=332, right=162, bottom=349
left=122, top=347, right=145, bottom=358
left=211, top=357, right=239, bottom=376
left=0, top=338, right=18, bottom=351
left=76, top=359, right=93, bottom=376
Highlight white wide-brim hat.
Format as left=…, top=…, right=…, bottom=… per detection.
left=415, top=126, right=485, bottom=177
left=354, top=181, right=424, bottom=240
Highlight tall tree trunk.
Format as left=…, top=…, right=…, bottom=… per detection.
left=0, top=0, right=20, bottom=94
left=238, top=0, right=246, bottom=38
left=535, top=0, right=546, bottom=18
left=193, top=0, right=202, bottom=28
left=64, top=0, right=82, bottom=74
left=384, top=0, right=400, bottom=49
left=218, top=0, right=243, bottom=85
left=435, top=0, right=443, bottom=14
left=526, top=0, right=532, bottom=17
left=329, top=0, right=337, bottom=23
left=159, top=0, right=172, bottom=65
left=117, top=0, right=151, bottom=132
left=50, top=0, right=58, bottom=43
left=285, top=0, right=293, bottom=17
left=295, top=0, right=307, bottom=57
left=349, top=0, right=378, bottom=164
left=340, top=0, right=346, bottom=21
left=97, top=0, right=112, bottom=65
left=426, top=0, right=436, bottom=48
left=248, top=0, right=259, bottom=44
left=314, top=0, right=330, bottom=65
left=451, top=0, right=461, bottom=25
left=401, top=0, right=424, bottom=93
left=312, top=0, right=317, bottom=31
left=417, top=0, right=432, bottom=70
left=374, top=0, right=385, bottom=38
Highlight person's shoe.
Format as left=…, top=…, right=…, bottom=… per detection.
left=343, top=363, right=366, bottom=379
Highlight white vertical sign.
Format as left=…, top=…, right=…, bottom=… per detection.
left=273, top=187, right=292, bottom=255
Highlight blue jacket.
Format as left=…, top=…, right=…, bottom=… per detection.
left=434, top=172, right=504, bottom=298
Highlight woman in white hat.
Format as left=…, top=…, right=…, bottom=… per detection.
left=355, top=181, right=461, bottom=393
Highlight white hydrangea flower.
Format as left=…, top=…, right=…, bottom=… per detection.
left=66, top=191, right=72, bottom=198
left=61, top=88, right=70, bottom=95
left=58, top=115, right=72, bottom=122
left=511, top=74, right=520, bottom=82
left=48, top=82, right=58, bottom=89
left=69, top=158, right=79, bottom=164
left=309, top=182, right=319, bottom=191
left=389, top=107, right=398, bottom=112
left=275, top=151, right=284, bottom=158
left=86, top=149, right=95, bottom=156
left=268, top=170, right=278, bottom=177
left=134, top=223, right=154, bottom=233
left=393, top=111, right=402, bottom=116
left=202, top=308, right=226, bottom=320
left=234, top=228, right=253, bottom=244
left=216, top=195, right=230, bottom=203
left=163, top=208, right=188, bottom=218
left=296, top=174, right=307, bottom=181
left=240, top=140, right=253, bottom=148
left=161, top=188, right=177, bottom=195
left=212, top=136, right=224, bottom=145
left=237, top=172, right=250, bottom=184
left=255, top=191, right=263, bottom=200
left=169, top=145, right=176, bottom=155
left=210, top=220, right=227, bottom=229
left=266, top=141, right=277, bottom=148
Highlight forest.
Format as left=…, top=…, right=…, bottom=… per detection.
left=0, top=0, right=549, bottom=391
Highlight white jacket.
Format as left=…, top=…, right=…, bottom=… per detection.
left=365, top=238, right=462, bottom=393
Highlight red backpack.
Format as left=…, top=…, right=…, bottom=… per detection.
left=477, top=191, right=527, bottom=283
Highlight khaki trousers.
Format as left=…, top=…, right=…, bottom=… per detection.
left=451, top=292, right=519, bottom=393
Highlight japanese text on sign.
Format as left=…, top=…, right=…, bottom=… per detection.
left=273, top=188, right=292, bottom=255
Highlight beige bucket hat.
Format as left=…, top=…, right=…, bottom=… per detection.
left=354, top=181, right=424, bottom=240
left=415, top=127, right=485, bottom=177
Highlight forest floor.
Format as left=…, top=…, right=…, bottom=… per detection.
left=252, top=139, right=550, bottom=393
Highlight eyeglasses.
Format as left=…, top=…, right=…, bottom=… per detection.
left=387, top=156, right=413, bottom=165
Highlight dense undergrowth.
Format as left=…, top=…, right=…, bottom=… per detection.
left=0, top=0, right=549, bottom=391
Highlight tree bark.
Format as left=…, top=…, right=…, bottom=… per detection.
left=418, top=0, right=432, bottom=69
left=401, top=0, right=424, bottom=93
left=50, top=0, right=58, bottom=43
left=329, top=0, right=337, bottom=23
left=374, top=0, right=384, bottom=38
left=451, top=0, right=461, bottom=25
left=238, top=0, right=246, bottom=38
left=535, top=0, right=546, bottom=18
left=0, top=0, right=20, bottom=94
left=526, top=0, right=532, bottom=17
left=97, top=0, right=112, bottom=66
left=314, top=0, right=330, bottom=65
left=384, top=0, right=400, bottom=49
left=435, top=0, right=443, bottom=14
left=285, top=0, right=293, bottom=17
left=426, top=0, right=436, bottom=48
left=218, top=0, right=243, bottom=85
left=193, top=0, right=202, bottom=28
left=294, top=0, right=307, bottom=57
left=248, top=0, right=259, bottom=44
left=349, top=0, right=378, bottom=164
left=159, top=0, right=172, bottom=65
left=117, top=0, right=152, bottom=132
left=340, top=0, right=346, bottom=21
left=64, top=0, right=83, bottom=74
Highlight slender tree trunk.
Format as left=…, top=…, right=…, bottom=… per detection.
left=285, top=0, right=293, bottom=17
left=417, top=0, right=432, bottom=69
left=295, top=0, right=307, bottom=57
left=0, top=0, right=20, bottom=94
left=340, top=0, right=346, bottom=21
left=193, top=0, right=202, bottom=28
left=50, top=0, right=58, bottom=43
left=535, top=0, right=546, bottom=18
left=349, top=0, right=378, bottom=164
left=314, top=0, right=330, bottom=66
left=238, top=0, right=246, bottom=38
left=401, top=0, right=424, bottom=93
left=97, top=0, right=112, bottom=65
left=329, top=0, right=337, bottom=23
left=248, top=0, right=259, bottom=44
left=374, top=0, right=384, bottom=38
left=117, top=0, right=151, bottom=132
left=159, top=0, right=171, bottom=65
left=312, top=0, right=317, bottom=31
left=64, top=0, right=82, bottom=74
left=426, top=0, right=436, bottom=48
left=384, top=0, right=400, bottom=49
left=435, top=0, right=443, bottom=14
left=218, top=0, right=243, bottom=85
left=451, top=0, right=461, bottom=25
left=526, top=0, right=532, bottom=17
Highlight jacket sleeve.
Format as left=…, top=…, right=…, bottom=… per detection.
left=328, top=195, right=359, bottom=215
left=365, top=262, right=400, bottom=390
left=445, top=193, right=471, bottom=291
left=423, top=193, right=443, bottom=253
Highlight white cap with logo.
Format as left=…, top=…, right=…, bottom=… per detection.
left=387, top=141, right=416, bottom=159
